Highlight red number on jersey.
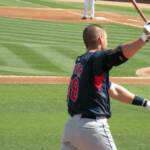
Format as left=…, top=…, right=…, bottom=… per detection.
left=69, top=77, right=79, bottom=102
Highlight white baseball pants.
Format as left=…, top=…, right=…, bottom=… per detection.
left=83, top=0, right=95, bottom=18
left=60, top=115, right=117, bottom=150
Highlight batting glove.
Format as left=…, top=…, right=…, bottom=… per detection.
left=141, top=22, right=150, bottom=42
left=144, top=100, right=150, bottom=110
left=144, top=21, right=150, bottom=33
left=141, top=33, right=150, bottom=42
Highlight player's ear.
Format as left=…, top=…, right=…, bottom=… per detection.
left=97, top=35, right=104, bottom=49
left=97, top=36, right=102, bottom=45
left=98, top=35, right=107, bottom=50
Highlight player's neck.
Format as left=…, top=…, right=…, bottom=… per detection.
left=87, top=48, right=102, bottom=53
left=87, top=44, right=103, bottom=52
left=88, top=49, right=97, bottom=53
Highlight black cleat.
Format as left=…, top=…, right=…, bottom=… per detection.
left=81, top=16, right=87, bottom=20
left=90, top=17, right=94, bottom=20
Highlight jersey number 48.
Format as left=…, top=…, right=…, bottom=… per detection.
left=69, top=77, right=79, bottom=102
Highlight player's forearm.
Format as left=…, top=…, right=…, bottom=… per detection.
left=121, top=22, right=150, bottom=59
left=121, top=38, right=145, bottom=59
left=109, top=82, right=150, bottom=110
left=109, top=83, right=134, bottom=104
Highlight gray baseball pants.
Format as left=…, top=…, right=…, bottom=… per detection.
left=60, top=115, right=117, bottom=150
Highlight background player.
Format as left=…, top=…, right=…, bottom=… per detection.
left=82, top=0, right=95, bottom=19
left=60, top=23, right=150, bottom=150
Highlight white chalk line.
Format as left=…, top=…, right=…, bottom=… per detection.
left=68, top=10, right=142, bottom=28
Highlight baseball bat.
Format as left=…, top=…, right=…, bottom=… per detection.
left=130, top=0, right=148, bottom=23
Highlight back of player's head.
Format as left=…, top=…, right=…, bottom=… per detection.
left=83, top=24, right=107, bottom=50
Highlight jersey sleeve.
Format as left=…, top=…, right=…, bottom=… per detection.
left=93, top=46, right=128, bottom=75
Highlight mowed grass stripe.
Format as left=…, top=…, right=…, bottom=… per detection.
left=0, top=44, right=30, bottom=68
left=104, top=24, right=143, bottom=49
left=2, top=43, right=65, bottom=74
left=0, top=23, right=81, bottom=38
left=0, top=31, right=79, bottom=46
left=0, top=0, right=44, bottom=7
left=0, top=65, right=53, bottom=75
left=0, top=56, right=5, bottom=67
left=26, top=44, right=74, bottom=73
left=0, top=84, right=67, bottom=150
left=0, top=18, right=82, bottom=44
left=0, top=32, right=81, bottom=45
left=0, top=17, right=149, bottom=75
left=0, top=18, right=82, bottom=32
left=50, top=45, right=81, bottom=60
left=21, top=0, right=83, bottom=9
left=0, top=17, right=84, bottom=75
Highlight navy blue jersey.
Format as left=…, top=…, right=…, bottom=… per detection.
left=67, top=47, right=127, bottom=118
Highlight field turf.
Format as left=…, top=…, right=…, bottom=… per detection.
left=0, top=84, right=150, bottom=150
left=0, top=0, right=150, bottom=76
left=0, top=17, right=149, bottom=76
left=0, top=1, right=150, bottom=150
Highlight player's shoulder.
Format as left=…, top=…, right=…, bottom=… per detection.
left=76, top=49, right=112, bottom=62
left=77, top=52, right=94, bottom=60
left=92, top=49, right=112, bottom=58
left=75, top=52, right=95, bottom=64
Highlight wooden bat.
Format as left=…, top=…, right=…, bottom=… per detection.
left=130, top=0, right=148, bottom=23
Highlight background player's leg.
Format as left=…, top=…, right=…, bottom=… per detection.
left=83, top=0, right=89, bottom=19
left=89, top=0, right=95, bottom=19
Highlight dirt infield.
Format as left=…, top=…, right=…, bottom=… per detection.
left=0, top=7, right=145, bottom=27
left=136, top=67, right=150, bottom=77
left=0, top=76, right=150, bottom=85
left=0, top=6, right=149, bottom=84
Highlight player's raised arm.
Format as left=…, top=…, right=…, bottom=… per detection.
left=121, top=22, right=150, bottom=59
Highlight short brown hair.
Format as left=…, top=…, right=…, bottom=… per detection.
left=83, top=24, right=106, bottom=49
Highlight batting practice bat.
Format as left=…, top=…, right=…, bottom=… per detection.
left=130, top=0, right=148, bottom=23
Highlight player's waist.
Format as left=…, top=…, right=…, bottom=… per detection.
left=71, top=114, right=107, bottom=124
left=71, top=113, right=107, bottom=121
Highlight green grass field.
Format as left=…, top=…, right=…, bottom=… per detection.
left=0, top=84, right=150, bottom=150
left=0, top=0, right=150, bottom=76
left=0, top=0, right=150, bottom=150
left=0, top=17, right=149, bottom=76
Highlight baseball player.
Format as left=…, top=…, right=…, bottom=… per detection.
left=82, top=0, right=95, bottom=19
left=60, top=23, right=150, bottom=150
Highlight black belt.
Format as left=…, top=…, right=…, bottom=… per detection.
left=81, top=114, right=97, bottom=119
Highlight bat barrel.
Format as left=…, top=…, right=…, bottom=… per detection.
left=131, top=0, right=147, bottom=23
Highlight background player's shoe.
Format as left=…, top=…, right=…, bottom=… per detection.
left=90, top=17, right=94, bottom=19
left=82, top=16, right=87, bottom=20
